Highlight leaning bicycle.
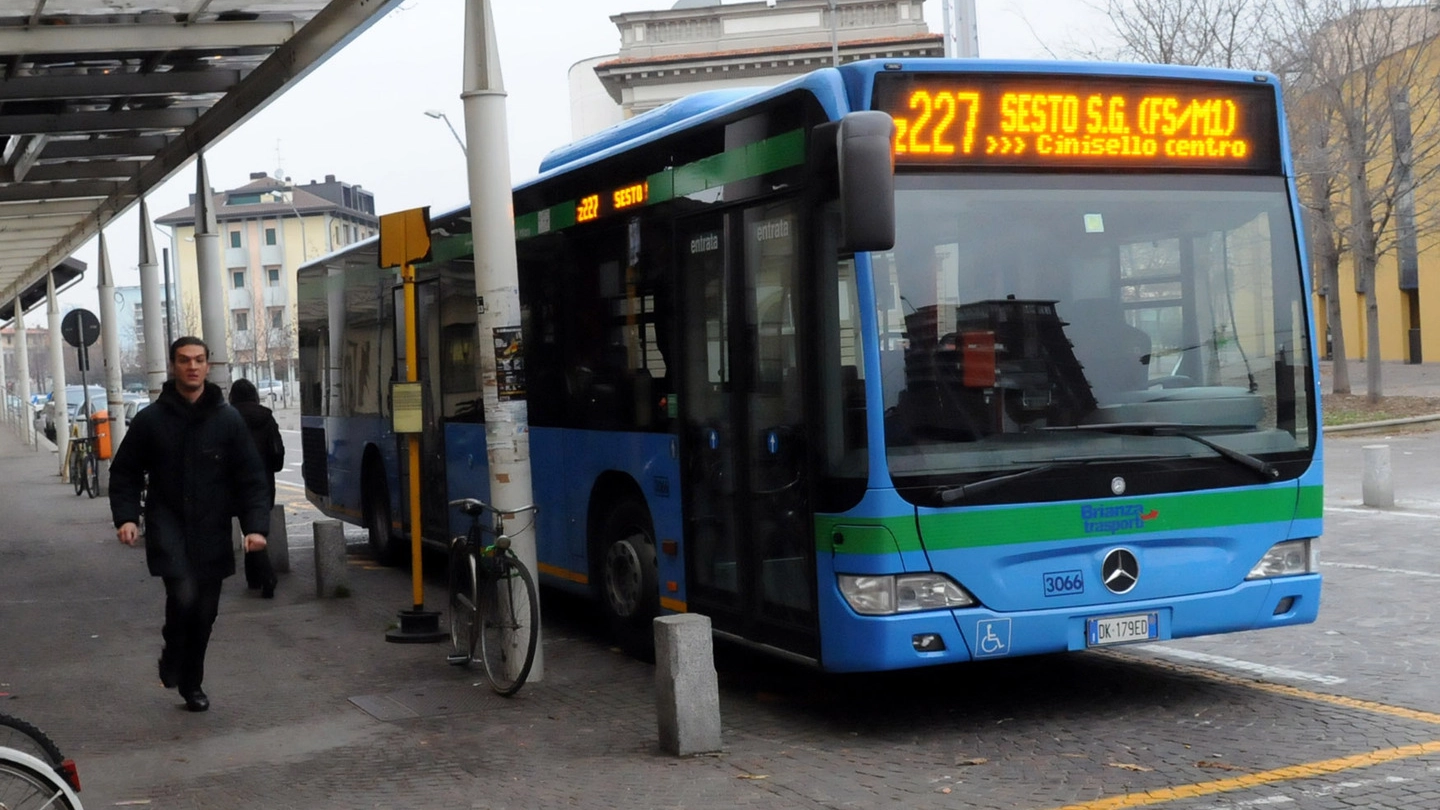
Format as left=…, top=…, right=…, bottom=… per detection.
left=0, top=712, right=83, bottom=809
left=446, top=498, right=539, bottom=696
left=67, top=436, right=98, bottom=499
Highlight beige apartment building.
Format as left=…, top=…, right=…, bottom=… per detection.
left=157, top=172, right=377, bottom=387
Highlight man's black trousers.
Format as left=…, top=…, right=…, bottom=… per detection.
left=161, top=576, right=223, bottom=693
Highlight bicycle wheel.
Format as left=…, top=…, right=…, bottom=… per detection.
left=83, top=453, right=99, bottom=499
left=0, top=757, right=78, bottom=810
left=0, top=715, right=64, bottom=770
left=70, top=449, right=84, bottom=497
left=478, top=553, right=538, bottom=696
left=447, top=540, right=479, bottom=665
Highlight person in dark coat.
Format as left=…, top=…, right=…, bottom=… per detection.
left=109, top=337, right=270, bottom=713
left=228, top=378, right=283, bottom=598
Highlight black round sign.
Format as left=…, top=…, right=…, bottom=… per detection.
left=61, top=308, right=100, bottom=348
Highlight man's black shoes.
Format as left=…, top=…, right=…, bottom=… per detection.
left=158, top=654, right=178, bottom=689
left=181, top=688, right=209, bottom=712
left=261, top=576, right=276, bottom=599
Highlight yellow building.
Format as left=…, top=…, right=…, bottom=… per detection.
left=1305, top=4, right=1440, bottom=365
left=157, top=172, right=378, bottom=386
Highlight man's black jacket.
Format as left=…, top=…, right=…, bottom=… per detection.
left=109, top=380, right=270, bottom=580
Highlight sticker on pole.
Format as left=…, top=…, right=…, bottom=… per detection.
left=493, top=326, right=525, bottom=401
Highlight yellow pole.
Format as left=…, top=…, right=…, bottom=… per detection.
left=403, top=260, right=424, bottom=611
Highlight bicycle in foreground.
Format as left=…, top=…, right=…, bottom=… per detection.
left=446, top=498, right=539, bottom=696
left=0, top=712, right=83, bottom=809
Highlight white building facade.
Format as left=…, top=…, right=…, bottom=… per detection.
left=572, top=0, right=942, bottom=137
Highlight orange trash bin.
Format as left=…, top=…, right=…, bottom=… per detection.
left=92, top=409, right=112, bottom=459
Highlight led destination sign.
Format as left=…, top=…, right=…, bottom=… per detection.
left=871, top=73, right=1281, bottom=172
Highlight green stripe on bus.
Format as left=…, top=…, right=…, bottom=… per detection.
left=817, top=486, right=1322, bottom=555
left=516, top=129, right=805, bottom=240
left=670, top=129, right=806, bottom=198
left=514, top=199, right=578, bottom=241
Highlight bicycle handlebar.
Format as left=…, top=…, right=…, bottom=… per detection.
left=447, top=498, right=537, bottom=521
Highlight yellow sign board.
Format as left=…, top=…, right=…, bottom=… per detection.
left=378, top=207, right=432, bottom=269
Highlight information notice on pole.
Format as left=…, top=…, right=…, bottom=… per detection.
left=392, top=382, right=423, bottom=434
left=493, top=326, right=525, bottom=401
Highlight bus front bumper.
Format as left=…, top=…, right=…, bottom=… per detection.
left=819, top=573, right=1320, bottom=672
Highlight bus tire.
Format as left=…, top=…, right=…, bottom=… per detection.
left=598, top=499, right=659, bottom=658
left=364, top=462, right=402, bottom=566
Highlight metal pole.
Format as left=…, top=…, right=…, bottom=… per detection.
left=162, top=246, right=174, bottom=350
left=97, top=231, right=126, bottom=491
left=194, top=153, right=231, bottom=389
left=828, top=0, right=840, bottom=66
left=463, top=0, right=541, bottom=681
left=46, top=273, right=69, bottom=466
left=0, top=320, right=8, bottom=428
left=138, top=201, right=167, bottom=401
left=955, top=0, right=979, bottom=58
left=15, top=299, right=32, bottom=447
left=403, top=262, right=423, bottom=610
left=941, top=0, right=955, bottom=58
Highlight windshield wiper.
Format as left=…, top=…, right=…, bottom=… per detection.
left=936, top=453, right=1167, bottom=504
left=1038, top=423, right=1279, bottom=480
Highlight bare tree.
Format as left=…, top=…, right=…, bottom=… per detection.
left=1275, top=0, right=1440, bottom=402
left=1085, top=0, right=1277, bottom=68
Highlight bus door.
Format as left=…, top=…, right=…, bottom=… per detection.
left=678, top=200, right=819, bottom=658
left=392, top=280, right=449, bottom=543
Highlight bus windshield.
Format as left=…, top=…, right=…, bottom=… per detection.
left=874, top=173, right=1313, bottom=492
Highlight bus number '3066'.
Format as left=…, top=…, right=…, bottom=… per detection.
left=1044, top=570, right=1085, bottom=596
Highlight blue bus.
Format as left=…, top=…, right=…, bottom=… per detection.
left=298, top=58, right=1321, bottom=672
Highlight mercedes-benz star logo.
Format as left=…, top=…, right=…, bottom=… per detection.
left=1102, top=548, right=1140, bottom=594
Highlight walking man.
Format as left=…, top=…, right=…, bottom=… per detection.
left=109, top=336, right=270, bottom=712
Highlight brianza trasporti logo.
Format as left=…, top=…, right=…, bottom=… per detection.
left=1081, top=503, right=1160, bottom=534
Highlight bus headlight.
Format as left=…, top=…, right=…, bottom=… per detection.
left=1246, top=539, right=1318, bottom=580
left=838, top=574, right=976, bottom=615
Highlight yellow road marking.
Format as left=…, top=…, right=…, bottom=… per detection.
left=1048, top=652, right=1440, bottom=810
left=1116, top=651, right=1440, bottom=726
left=1052, top=740, right=1440, bottom=810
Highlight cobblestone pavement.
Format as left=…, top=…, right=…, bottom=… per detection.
left=2, top=398, right=1439, bottom=809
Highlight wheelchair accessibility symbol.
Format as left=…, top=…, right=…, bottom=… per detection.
left=975, top=619, right=1011, bottom=658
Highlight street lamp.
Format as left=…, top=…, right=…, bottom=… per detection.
left=423, top=109, right=467, bottom=156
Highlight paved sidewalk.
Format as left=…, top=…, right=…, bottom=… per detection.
left=1319, top=359, right=1440, bottom=398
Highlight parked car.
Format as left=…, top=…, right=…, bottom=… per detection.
left=122, top=394, right=150, bottom=426
left=42, top=385, right=108, bottom=442
left=253, top=379, right=286, bottom=402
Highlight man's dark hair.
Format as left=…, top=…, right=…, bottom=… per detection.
left=169, top=336, right=209, bottom=364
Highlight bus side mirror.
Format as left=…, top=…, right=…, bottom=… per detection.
left=837, top=111, right=896, bottom=253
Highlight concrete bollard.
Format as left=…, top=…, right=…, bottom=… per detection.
left=313, top=519, right=348, bottom=598
left=1362, top=444, right=1394, bottom=508
left=267, top=503, right=290, bottom=574
left=654, top=613, right=721, bottom=756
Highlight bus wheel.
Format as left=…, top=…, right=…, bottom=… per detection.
left=599, top=499, right=658, bottom=657
left=365, top=465, right=400, bottom=566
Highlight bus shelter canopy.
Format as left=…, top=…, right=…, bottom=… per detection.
left=0, top=0, right=399, bottom=322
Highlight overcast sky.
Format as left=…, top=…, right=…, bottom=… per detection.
left=57, top=0, right=1112, bottom=310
